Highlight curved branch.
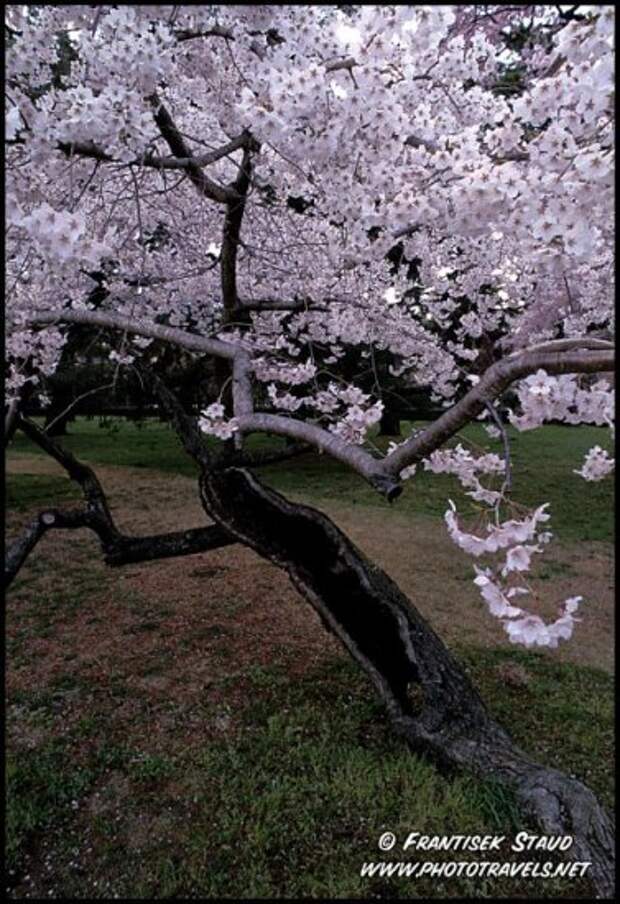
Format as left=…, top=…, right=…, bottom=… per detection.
left=235, top=412, right=401, bottom=499
left=384, top=346, right=615, bottom=476
left=23, top=316, right=614, bottom=499
left=5, top=506, right=235, bottom=589
left=28, top=308, right=240, bottom=360
left=27, top=313, right=400, bottom=497
left=6, top=416, right=236, bottom=588
left=17, top=416, right=120, bottom=543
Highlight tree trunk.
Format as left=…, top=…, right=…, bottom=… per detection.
left=198, top=465, right=614, bottom=897
left=44, top=407, right=73, bottom=436
left=378, top=408, right=402, bottom=436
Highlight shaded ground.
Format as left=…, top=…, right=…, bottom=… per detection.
left=5, top=451, right=614, bottom=899
left=7, top=453, right=615, bottom=674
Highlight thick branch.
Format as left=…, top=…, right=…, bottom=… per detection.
left=235, top=413, right=401, bottom=500
left=136, top=366, right=213, bottom=468
left=222, top=143, right=257, bottom=311
left=17, top=416, right=120, bottom=544
left=5, top=508, right=89, bottom=587
left=175, top=24, right=234, bottom=41
left=149, top=94, right=238, bottom=203
left=384, top=347, right=615, bottom=476
left=104, top=524, right=234, bottom=566
left=501, top=336, right=615, bottom=355
left=5, top=399, right=21, bottom=446
left=6, top=416, right=236, bottom=587
left=5, top=506, right=235, bottom=588
left=28, top=308, right=240, bottom=360
left=238, top=297, right=328, bottom=312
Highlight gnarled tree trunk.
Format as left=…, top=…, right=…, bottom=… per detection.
left=199, top=465, right=614, bottom=897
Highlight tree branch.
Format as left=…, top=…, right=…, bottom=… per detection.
left=28, top=308, right=241, bottom=360
left=5, top=399, right=21, bottom=445
left=5, top=506, right=235, bottom=588
left=222, top=143, right=256, bottom=311
left=5, top=416, right=236, bottom=588
left=149, top=93, right=239, bottom=203
left=174, top=24, right=234, bottom=42
left=384, top=346, right=615, bottom=477
left=26, top=318, right=611, bottom=502
left=237, top=297, right=328, bottom=312
left=58, top=133, right=249, bottom=176
left=234, top=412, right=401, bottom=499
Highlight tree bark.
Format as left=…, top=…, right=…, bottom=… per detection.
left=198, top=465, right=614, bottom=897
left=44, top=406, right=73, bottom=436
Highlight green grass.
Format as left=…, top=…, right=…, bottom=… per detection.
left=174, top=651, right=612, bottom=898
left=6, top=738, right=96, bottom=869
left=6, top=416, right=614, bottom=897
left=7, top=417, right=615, bottom=542
left=6, top=474, right=82, bottom=512
left=6, top=649, right=611, bottom=897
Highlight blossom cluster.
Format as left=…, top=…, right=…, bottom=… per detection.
left=446, top=501, right=582, bottom=648
left=509, top=370, right=614, bottom=432
left=574, top=445, right=615, bottom=482
left=424, top=444, right=505, bottom=506
left=12, top=203, right=111, bottom=267
left=328, top=399, right=384, bottom=446
left=509, top=369, right=615, bottom=482
left=198, top=403, right=239, bottom=440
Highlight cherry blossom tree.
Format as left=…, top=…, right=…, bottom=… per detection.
left=5, top=4, right=615, bottom=893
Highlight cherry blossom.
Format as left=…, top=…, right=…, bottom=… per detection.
left=574, top=445, right=615, bottom=482
left=198, top=403, right=239, bottom=440
left=4, top=4, right=615, bottom=650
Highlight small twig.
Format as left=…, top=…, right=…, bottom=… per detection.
left=484, top=399, right=512, bottom=497
left=44, top=382, right=116, bottom=435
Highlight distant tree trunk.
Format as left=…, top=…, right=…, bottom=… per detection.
left=198, top=465, right=615, bottom=897
left=44, top=406, right=73, bottom=436
left=378, top=408, right=401, bottom=436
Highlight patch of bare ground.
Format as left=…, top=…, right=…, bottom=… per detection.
left=6, top=456, right=613, bottom=717
left=9, top=456, right=613, bottom=671
left=5, top=455, right=613, bottom=897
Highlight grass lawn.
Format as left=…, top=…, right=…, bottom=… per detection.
left=8, top=416, right=614, bottom=541
left=5, top=418, right=614, bottom=898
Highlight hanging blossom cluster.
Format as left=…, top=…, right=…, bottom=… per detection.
left=446, top=500, right=583, bottom=649
left=423, top=444, right=505, bottom=506
left=198, top=403, right=239, bottom=440
left=433, top=385, right=613, bottom=648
